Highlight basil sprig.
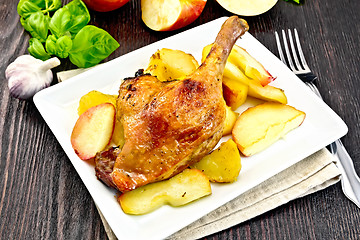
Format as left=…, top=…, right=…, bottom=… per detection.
left=17, top=0, right=119, bottom=68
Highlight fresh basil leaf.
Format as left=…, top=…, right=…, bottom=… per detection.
left=69, top=25, right=119, bottom=68
left=56, top=35, right=73, bottom=58
left=49, top=0, right=90, bottom=37
left=49, top=8, right=72, bottom=38
left=17, top=0, right=43, bottom=18
left=63, top=0, right=90, bottom=35
left=283, top=0, right=304, bottom=4
left=45, top=35, right=57, bottom=55
left=28, top=38, right=51, bottom=61
left=21, top=11, right=50, bottom=42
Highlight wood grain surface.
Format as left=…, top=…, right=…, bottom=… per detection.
left=1, top=0, right=359, bottom=239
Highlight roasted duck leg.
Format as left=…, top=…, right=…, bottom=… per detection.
left=110, top=16, right=249, bottom=192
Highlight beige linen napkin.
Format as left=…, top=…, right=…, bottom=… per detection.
left=57, top=71, right=340, bottom=240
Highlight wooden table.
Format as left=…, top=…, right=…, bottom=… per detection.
left=1, top=0, right=359, bottom=239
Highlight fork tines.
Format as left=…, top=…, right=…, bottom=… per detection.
left=275, top=29, right=310, bottom=74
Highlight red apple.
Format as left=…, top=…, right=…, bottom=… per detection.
left=82, top=0, right=129, bottom=12
left=141, top=0, right=207, bottom=31
left=71, top=103, right=116, bottom=160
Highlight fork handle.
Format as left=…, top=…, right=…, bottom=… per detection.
left=297, top=73, right=318, bottom=83
left=333, top=139, right=360, bottom=205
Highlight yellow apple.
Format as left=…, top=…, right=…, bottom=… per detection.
left=228, top=45, right=275, bottom=86
left=141, top=0, right=207, bottom=31
left=118, top=169, right=211, bottom=215
left=71, top=103, right=116, bottom=160
left=232, top=102, right=306, bottom=156
left=216, top=0, right=278, bottom=16
left=248, top=81, right=287, bottom=104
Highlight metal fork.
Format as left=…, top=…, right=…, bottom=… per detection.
left=275, top=29, right=360, bottom=208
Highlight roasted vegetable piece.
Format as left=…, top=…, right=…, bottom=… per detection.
left=77, top=90, right=117, bottom=115
left=223, top=106, right=238, bottom=136
left=145, top=48, right=199, bottom=82
left=118, top=169, right=211, bottom=215
left=191, top=139, right=241, bottom=183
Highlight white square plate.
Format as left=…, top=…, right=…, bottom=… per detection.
left=34, top=17, right=347, bottom=240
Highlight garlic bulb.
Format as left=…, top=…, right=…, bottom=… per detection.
left=5, top=55, right=61, bottom=100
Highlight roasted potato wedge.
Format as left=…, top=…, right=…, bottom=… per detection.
left=145, top=48, right=199, bottom=82
left=78, top=90, right=117, bottom=116
left=223, top=106, right=239, bottom=136
left=118, top=169, right=211, bottom=215
left=191, top=139, right=241, bottom=183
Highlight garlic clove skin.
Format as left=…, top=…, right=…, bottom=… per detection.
left=5, top=55, right=61, bottom=100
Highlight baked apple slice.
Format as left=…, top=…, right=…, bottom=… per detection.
left=118, top=169, right=211, bottom=215
left=222, top=76, right=248, bottom=110
left=71, top=103, right=116, bottom=160
left=232, top=102, right=306, bottom=156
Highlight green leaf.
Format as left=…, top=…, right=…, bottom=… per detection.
left=49, top=0, right=90, bottom=37
left=56, top=35, right=73, bottom=58
left=45, top=35, right=57, bottom=55
left=21, top=11, right=50, bottom=42
left=63, top=0, right=90, bottom=34
left=49, top=8, right=72, bottom=38
left=17, top=0, right=43, bottom=18
left=69, top=25, right=119, bottom=68
left=283, top=0, right=304, bottom=5
left=28, top=38, right=51, bottom=61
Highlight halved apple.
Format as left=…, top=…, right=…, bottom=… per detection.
left=216, top=0, right=278, bottom=16
left=71, top=103, right=116, bottom=160
left=232, top=102, right=305, bottom=156
left=141, top=0, right=207, bottom=31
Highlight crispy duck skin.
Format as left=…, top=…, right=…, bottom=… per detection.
left=110, top=16, right=249, bottom=192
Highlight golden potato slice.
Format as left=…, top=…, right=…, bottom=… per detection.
left=145, top=48, right=199, bottom=82
left=118, top=169, right=211, bottom=215
left=232, top=102, right=306, bottom=156
left=191, top=139, right=241, bottom=183
left=111, top=119, right=125, bottom=148
left=78, top=90, right=117, bottom=116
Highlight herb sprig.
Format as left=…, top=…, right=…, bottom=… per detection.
left=17, top=0, right=119, bottom=68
